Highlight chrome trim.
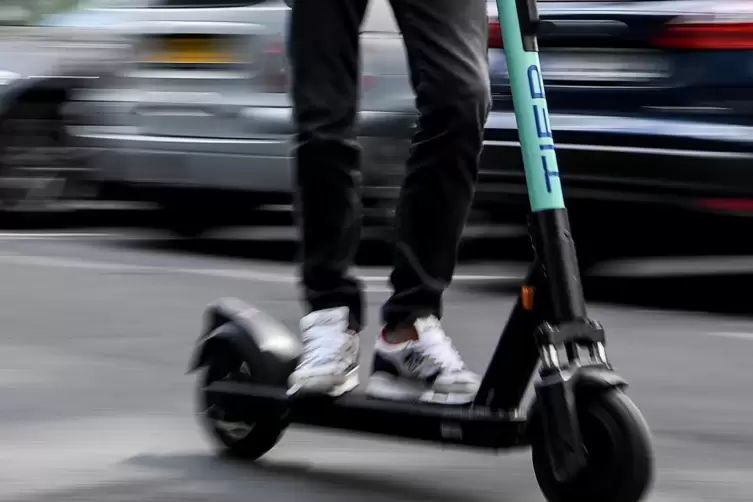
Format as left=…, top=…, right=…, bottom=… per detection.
left=483, top=140, right=753, bottom=159
left=124, top=20, right=264, bottom=36
left=105, top=5, right=289, bottom=14
left=70, top=130, right=280, bottom=145
left=643, top=106, right=732, bottom=114
left=121, top=70, right=250, bottom=80
left=541, top=345, right=561, bottom=370
left=485, top=112, right=753, bottom=141
left=595, top=342, right=609, bottom=366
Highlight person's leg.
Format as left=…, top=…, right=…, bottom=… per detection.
left=287, top=0, right=369, bottom=396
left=367, top=0, right=491, bottom=404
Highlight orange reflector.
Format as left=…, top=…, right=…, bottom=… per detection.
left=522, top=286, right=534, bottom=310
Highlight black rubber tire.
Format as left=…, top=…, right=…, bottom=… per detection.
left=531, top=389, right=654, bottom=502
left=197, top=352, right=287, bottom=460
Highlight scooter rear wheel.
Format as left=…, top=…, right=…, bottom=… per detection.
left=531, top=389, right=654, bottom=502
left=197, top=352, right=287, bottom=460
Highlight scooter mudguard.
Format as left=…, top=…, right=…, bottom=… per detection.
left=188, top=298, right=303, bottom=387
left=572, top=364, right=627, bottom=393
left=530, top=365, right=627, bottom=482
left=531, top=364, right=628, bottom=426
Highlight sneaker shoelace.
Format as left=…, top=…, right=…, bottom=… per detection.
left=416, top=326, right=466, bottom=373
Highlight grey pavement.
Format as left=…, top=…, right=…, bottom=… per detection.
left=0, top=229, right=751, bottom=501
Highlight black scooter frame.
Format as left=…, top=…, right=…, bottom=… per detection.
left=192, top=0, right=629, bottom=484
left=196, top=212, right=623, bottom=480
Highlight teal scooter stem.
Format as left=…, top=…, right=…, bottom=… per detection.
left=492, top=0, right=587, bottom=323
left=497, top=0, right=565, bottom=212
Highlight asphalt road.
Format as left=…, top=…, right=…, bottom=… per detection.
left=0, top=229, right=751, bottom=502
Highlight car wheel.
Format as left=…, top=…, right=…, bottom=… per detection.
left=0, top=98, right=90, bottom=223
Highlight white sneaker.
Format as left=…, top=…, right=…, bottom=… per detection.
left=366, top=316, right=480, bottom=404
left=288, top=307, right=360, bottom=397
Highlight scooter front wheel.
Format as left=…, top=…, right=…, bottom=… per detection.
left=531, top=389, right=654, bottom=502
left=197, top=353, right=287, bottom=460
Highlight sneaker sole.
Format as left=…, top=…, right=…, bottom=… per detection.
left=365, top=372, right=476, bottom=405
left=287, top=366, right=360, bottom=398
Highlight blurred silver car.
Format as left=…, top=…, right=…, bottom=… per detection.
left=77, top=0, right=419, bottom=236
left=0, top=0, right=133, bottom=216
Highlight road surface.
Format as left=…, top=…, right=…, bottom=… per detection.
left=0, top=229, right=750, bottom=501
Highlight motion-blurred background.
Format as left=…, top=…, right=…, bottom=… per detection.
left=0, top=1, right=752, bottom=501
left=6, top=0, right=753, bottom=260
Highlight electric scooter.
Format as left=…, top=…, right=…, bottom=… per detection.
left=188, top=0, right=655, bottom=500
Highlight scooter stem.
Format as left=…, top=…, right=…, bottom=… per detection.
left=495, top=0, right=587, bottom=322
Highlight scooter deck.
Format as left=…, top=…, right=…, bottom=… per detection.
left=205, top=381, right=530, bottom=449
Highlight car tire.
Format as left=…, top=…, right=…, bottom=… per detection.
left=0, top=96, right=89, bottom=226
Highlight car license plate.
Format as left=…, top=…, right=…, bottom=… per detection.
left=542, top=50, right=669, bottom=82
left=146, top=37, right=235, bottom=65
left=492, top=49, right=670, bottom=83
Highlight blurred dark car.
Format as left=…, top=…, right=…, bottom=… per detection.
left=482, top=0, right=753, bottom=251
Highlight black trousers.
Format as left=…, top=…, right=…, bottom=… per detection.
left=289, top=0, right=491, bottom=332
